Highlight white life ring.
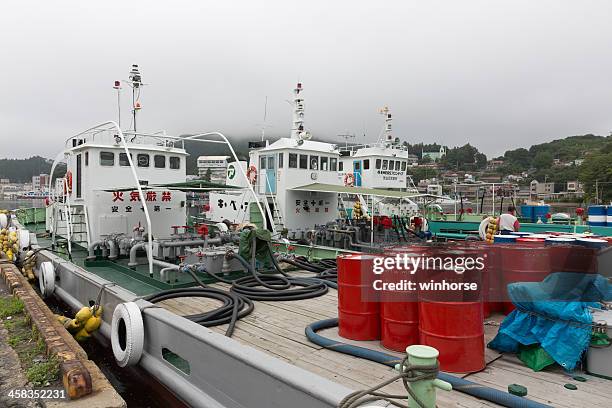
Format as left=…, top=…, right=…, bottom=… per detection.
left=246, top=165, right=257, bottom=185
left=39, top=261, right=55, bottom=298
left=111, top=302, right=144, bottom=367
left=479, top=216, right=495, bottom=240
left=343, top=173, right=355, bottom=187
left=0, top=213, right=8, bottom=229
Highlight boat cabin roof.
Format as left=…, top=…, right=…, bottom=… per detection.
left=254, top=137, right=339, bottom=155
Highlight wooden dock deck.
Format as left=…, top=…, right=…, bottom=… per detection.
left=157, top=273, right=611, bottom=408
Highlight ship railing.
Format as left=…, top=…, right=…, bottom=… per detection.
left=63, top=125, right=184, bottom=150
left=338, top=142, right=408, bottom=154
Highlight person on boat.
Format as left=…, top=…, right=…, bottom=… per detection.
left=499, top=205, right=520, bottom=233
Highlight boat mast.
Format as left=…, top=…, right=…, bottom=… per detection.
left=291, top=83, right=305, bottom=140
left=113, top=80, right=122, bottom=128
left=126, top=64, right=143, bottom=132
left=378, top=106, right=394, bottom=147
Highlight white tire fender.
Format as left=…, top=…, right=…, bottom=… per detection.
left=39, top=261, right=55, bottom=298
left=18, top=229, right=30, bottom=252
left=111, top=302, right=144, bottom=367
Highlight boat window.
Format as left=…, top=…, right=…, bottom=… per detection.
left=268, top=156, right=275, bottom=169
left=278, top=153, right=284, bottom=168
left=85, top=151, right=88, bottom=166
left=353, top=161, right=360, bottom=170
left=299, top=154, right=308, bottom=169
left=260, top=156, right=267, bottom=170
left=310, top=155, right=319, bottom=170
left=154, top=155, right=166, bottom=168
left=119, top=153, right=132, bottom=167
left=376, top=159, right=381, bottom=169
left=401, top=161, right=406, bottom=171
left=321, top=156, right=329, bottom=171
left=100, top=151, right=115, bottom=166
left=330, top=158, right=337, bottom=171
left=382, top=160, right=388, bottom=170
left=339, top=161, right=344, bottom=171
left=395, top=161, right=400, bottom=171
left=169, top=157, right=180, bottom=169
left=363, top=159, right=370, bottom=170
left=289, top=153, right=298, bottom=168
left=137, top=154, right=150, bottom=167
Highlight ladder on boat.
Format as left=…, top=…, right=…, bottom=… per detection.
left=262, top=176, right=285, bottom=235
left=51, top=178, right=91, bottom=255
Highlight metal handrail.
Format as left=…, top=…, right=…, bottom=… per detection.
left=181, top=132, right=267, bottom=230
left=62, top=177, right=73, bottom=255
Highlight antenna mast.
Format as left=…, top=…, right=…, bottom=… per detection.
left=123, top=64, right=144, bottom=132
left=337, top=132, right=356, bottom=149
left=261, top=96, right=268, bottom=141
left=378, top=106, right=394, bottom=146
left=113, top=80, right=121, bottom=128
left=291, top=83, right=305, bottom=140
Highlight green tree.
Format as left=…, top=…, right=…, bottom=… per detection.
left=579, top=151, right=612, bottom=202
left=533, top=151, right=553, bottom=169
left=203, top=168, right=212, bottom=182
left=504, top=148, right=531, bottom=169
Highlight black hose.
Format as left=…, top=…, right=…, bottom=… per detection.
left=229, top=252, right=329, bottom=301
left=275, top=251, right=338, bottom=286
left=144, top=267, right=253, bottom=337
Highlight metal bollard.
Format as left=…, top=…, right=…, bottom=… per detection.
left=397, top=345, right=452, bottom=408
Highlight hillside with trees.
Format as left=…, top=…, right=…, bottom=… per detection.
left=498, top=134, right=611, bottom=201
left=0, top=156, right=56, bottom=183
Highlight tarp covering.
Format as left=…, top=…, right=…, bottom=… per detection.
left=489, top=272, right=612, bottom=371
left=238, top=228, right=272, bottom=267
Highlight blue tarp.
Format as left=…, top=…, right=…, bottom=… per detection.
left=489, top=273, right=612, bottom=371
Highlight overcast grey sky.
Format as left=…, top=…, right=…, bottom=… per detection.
left=2, top=0, right=612, bottom=159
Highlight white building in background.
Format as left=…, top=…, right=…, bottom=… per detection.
left=32, top=174, right=50, bottom=192
left=197, top=156, right=230, bottom=184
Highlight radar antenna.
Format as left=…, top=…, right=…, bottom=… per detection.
left=121, top=64, right=147, bottom=132
left=337, top=132, right=356, bottom=149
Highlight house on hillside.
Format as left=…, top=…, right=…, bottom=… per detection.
left=530, top=180, right=555, bottom=200
left=486, top=159, right=504, bottom=170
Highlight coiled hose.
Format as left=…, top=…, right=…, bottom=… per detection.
left=276, top=253, right=338, bottom=286
left=144, top=267, right=253, bottom=337
left=306, top=318, right=552, bottom=408
left=228, top=252, right=329, bottom=301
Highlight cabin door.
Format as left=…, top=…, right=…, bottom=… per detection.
left=266, top=155, right=276, bottom=194
left=353, top=160, right=362, bottom=187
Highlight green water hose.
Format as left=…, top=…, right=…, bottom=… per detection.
left=306, top=318, right=552, bottom=408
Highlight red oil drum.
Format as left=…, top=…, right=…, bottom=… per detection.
left=500, top=245, right=551, bottom=314
left=459, top=241, right=499, bottom=317
left=417, top=248, right=485, bottom=373
left=418, top=302, right=485, bottom=373
left=338, top=254, right=380, bottom=340
left=548, top=245, right=597, bottom=273
left=380, top=248, right=422, bottom=352
left=483, top=245, right=503, bottom=317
